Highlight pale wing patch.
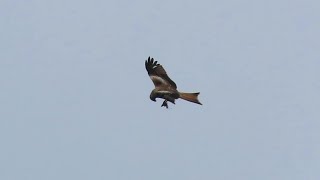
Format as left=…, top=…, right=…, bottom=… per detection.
left=150, top=75, right=169, bottom=86
left=157, top=90, right=172, bottom=94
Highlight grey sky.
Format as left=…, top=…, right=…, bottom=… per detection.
left=0, top=0, right=319, bottom=179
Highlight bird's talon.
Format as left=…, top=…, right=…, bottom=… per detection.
left=161, top=100, right=168, bottom=108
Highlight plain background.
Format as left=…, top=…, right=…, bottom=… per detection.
left=0, top=0, right=319, bottom=179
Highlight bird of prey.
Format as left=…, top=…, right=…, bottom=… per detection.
left=145, top=56, right=202, bottom=108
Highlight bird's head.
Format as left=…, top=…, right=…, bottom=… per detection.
left=150, top=90, right=157, bottom=102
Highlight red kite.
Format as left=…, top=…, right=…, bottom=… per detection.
left=145, top=57, right=202, bottom=108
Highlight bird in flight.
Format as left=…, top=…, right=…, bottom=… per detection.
left=145, top=56, right=202, bottom=108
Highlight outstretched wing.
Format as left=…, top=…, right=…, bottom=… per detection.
left=145, top=57, right=177, bottom=89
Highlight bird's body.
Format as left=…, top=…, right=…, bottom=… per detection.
left=150, top=87, right=180, bottom=107
left=145, top=57, right=202, bottom=108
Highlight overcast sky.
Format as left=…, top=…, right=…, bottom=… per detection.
left=0, top=0, right=319, bottom=179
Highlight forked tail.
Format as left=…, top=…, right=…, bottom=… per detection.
left=179, top=92, right=202, bottom=105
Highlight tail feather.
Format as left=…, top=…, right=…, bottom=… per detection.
left=179, top=92, right=202, bottom=105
